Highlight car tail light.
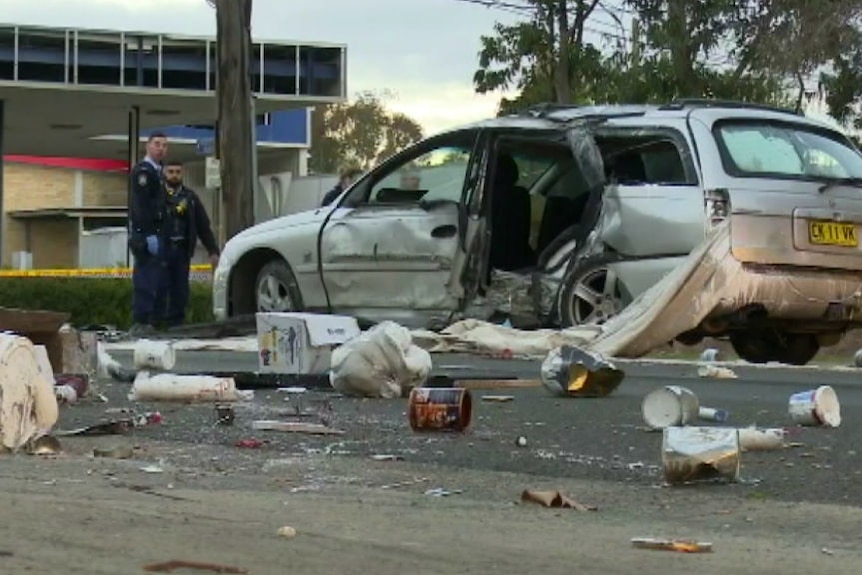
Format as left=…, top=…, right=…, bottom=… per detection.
left=705, top=188, right=731, bottom=225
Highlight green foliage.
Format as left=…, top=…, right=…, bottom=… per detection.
left=472, top=0, right=862, bottom=119
left=0, top=278, right=213, bottom=329
left=308, top=91, right=425, bottom=174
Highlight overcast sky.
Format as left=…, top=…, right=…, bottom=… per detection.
left=0, top=0, right=537, bottom=135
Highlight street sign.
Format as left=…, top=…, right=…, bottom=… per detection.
left=196, top=137, right=215, bottom=156
left=205, top=156, right=221, bottom=189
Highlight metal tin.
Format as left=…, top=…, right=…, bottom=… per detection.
left=215, top=404, right=235, bottom=426
left=662, top=426, right=740, bottom=485
left=408, top=387, right=472, bottom=432
left=540, top=345, right=625, bottom=398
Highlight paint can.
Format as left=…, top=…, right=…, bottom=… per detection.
left=540, top=345, right=625, bottom=398
left=408, top=387, right=472, bottom=432
left=132, top=339, right=176, bottom=371
left=641, top=386, right=700, bottom=430
left=788, top=385, right=841, bottom=428
left=698, top=407, right=729, bottom=423
left=662, top=426, right=741, bottom=485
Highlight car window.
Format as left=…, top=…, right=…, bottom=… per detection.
left=511, top=154, right=555, bottom=192
left=598, top=136, right=691, bottom=185
left=716, top=122, right=862, bottom=179
left=368, top=143, right=474, bottom=205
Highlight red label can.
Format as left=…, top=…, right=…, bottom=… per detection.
left=408, top=387, right=472, bottom=432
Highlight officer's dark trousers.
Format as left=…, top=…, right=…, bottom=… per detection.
left=132, top=251, right=162, bottom=325
left=156, top=241, right=191, bottom=327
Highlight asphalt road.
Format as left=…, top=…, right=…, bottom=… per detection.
left=89, top=350, right=862, bottom=508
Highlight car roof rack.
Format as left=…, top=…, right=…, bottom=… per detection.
left=659, top=98, right=802, bottom=116
left=513, top=102, right=649, bottom=123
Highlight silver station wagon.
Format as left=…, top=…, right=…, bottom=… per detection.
left=213, top=99, right=862, bottom=365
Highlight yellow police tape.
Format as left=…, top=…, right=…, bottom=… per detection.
left=0, top=264, right=213, bottom=278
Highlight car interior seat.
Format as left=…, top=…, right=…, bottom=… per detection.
left=489, top=153, right=536, bottom=272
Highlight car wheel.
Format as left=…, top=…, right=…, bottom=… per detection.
left=255, top=260, right=303, bottom=313
left=729, top=330, right=820, bottom=366
left=558, top=254, right=628, bottom=327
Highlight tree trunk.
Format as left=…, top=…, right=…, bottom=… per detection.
left=215, top=0, right=255, bottom=239
left=667, top=0, right=697, bottom=96
left=555, top=0, right=572, bottom=104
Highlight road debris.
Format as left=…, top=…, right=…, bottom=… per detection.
left=520, top=489, right=597, bottom=511
left=0, top=333, right=59, bottom=452
left=631, top=537, right=713, bottom=553
left=140, top=465, right=164, bottom=474
left=370, top=454, right=404, bottom=461
left=642, top=386, right=699, bottom=430
left=133, top=339, right=176, bottom=371
left=235, top=439, right=264, bottom=449
left=251, top=420, right=345, bottom=435
left=697, top=365, right=738, bottom=379
left=481, top=395, right=515, bottom=402
left=129, top=373, right=253, bottom=403
left=540, top=345, right=624, bottom=397
left=698, top=407, right=730, bottom=423
left=379, top=477, right=429, bottom=490
left=142, top=559, right=249, bottom=573
left=257, top=312, right=360, bottom=374
left=738, top=427, right=786, bottom=452
left=662, top=427, right=740, bottom=485
left=276, top=525, right=298, bottom=539
left=699, top=348, right=721, bottom=362
left=424, top=487, right=462, bottom=497
left=788, top=385, right=841, bottom=428
left=515, top=436, right=528, bottom=447
left=94, top=446, right=134, bottom=459
left=329, top=320, right=432, bottom=398
left=408, top=387, right=472, bottom=432
left=214, top=404, right=235, bottom=426
left=54, top=373, right=90, bottom=404
left=29, top=434, right=62, bottom=455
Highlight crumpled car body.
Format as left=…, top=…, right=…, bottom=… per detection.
left=213, top=100, right=862, bottom=364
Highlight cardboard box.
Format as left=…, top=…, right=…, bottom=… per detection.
left=0, top=307, right=69, bottom=374
left=256, top=312, right=361, bottom=374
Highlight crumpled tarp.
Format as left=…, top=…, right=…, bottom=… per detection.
left=330, top=321, right=433, bottom=398
left=412, top=220, right=745, bottom=359
left=0, top=333, right=59, bottom=451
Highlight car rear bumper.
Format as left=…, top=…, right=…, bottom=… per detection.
left=711, top=262, right=862, bottom=324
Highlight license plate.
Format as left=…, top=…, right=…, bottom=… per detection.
left=808, top=220, right=858, bottom=247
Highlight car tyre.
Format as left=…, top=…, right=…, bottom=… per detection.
left=729, top=330, right=819, bottom=366
left=255, top=260, right=303, bottom=314
left=558, top=253, right=628, bottom=327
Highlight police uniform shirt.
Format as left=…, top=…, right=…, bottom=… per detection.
left=166, top=185, right=191, bottom=241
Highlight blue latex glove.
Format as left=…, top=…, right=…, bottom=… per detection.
left=145, top=235, right=159, bottom=256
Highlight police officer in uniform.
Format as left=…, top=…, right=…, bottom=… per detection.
left=128, top=132, right=168, bottom=336
left=155, top=160, right=221, bottom=328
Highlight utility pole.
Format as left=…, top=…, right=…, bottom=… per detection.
left=214, top=0, right=255, bottom=239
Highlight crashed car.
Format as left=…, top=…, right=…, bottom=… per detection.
left=213, top=99, right=862, bottom=365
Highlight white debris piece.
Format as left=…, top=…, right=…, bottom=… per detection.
left=329, top=321, right=432, bottom=398
left=0, top=333, right=59, bottom=451
left=129, top=372, right=253, bottom=402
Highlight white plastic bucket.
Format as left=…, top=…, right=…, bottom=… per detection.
left=133, top=340, right=176, bottom=371
left=641, top=386, right=700, bottom=430
left=129, top=372, right=253, bottom=403
left=788, top=385, right=841, bottom=428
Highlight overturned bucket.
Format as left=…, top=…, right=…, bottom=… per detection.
left=408, top=387, right=472, bottom=432
left=662, top=426, right=741, bottom=485
left=642, top=386, right=700, bottom=430
left=788, top=385, right=841, bottom=428
left=540, top=345, right=625, bottom=398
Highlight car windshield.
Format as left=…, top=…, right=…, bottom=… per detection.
left=715, top=121, right=862, bottom=181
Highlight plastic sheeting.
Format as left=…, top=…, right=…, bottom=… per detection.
left=412, top=220, right=759, bottom=359
left=329, top=321, right=433, bottom=398
left=0, top=333, right=59, bottom=452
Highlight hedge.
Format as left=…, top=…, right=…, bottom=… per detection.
left=0, top=278, right=214, bottom=329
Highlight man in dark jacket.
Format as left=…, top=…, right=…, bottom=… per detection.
left=155, top=160, right=221, bottom=328
left=128, top=132, right=168, bottom=336
left=321, top=166, right=363, bottom=207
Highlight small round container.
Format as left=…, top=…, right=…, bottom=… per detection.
left=788, top=386, right=841, bottom=428
left=408, top=387, right=472, bottom=432
left=641, top=386, right=700, bottom=430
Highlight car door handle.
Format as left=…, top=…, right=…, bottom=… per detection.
left=431, top=224, right=457, bottom=238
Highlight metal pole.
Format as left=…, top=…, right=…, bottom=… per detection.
left=250, top=96, right=259, bottom=224
left=126, top=105, right=140, bottom=267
